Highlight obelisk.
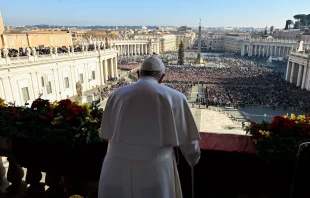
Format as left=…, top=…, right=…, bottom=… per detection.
left=195, top=19, right=204, bottom=65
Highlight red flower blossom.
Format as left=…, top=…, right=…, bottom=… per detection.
left=268, top=116, right=296, bottom=133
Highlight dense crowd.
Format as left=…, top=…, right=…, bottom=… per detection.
left=131, top=53, right=309, bottom=112
left=117, top=56, right=145, bottom=71
left=96, top=81, right=132, bottom=101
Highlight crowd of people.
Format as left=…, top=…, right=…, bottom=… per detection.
left=96, top=81, right=132, bottom=101
left=117, top=56, right=146, bottom=71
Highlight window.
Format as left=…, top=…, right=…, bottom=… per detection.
left=46, top=81, right=52, bottom=94
left=79, top=74, right=84, bottom=83
left=9, top=39, right=14, bottom=47
left=41, top=76, right=45, bottom=87
left=22, top=39, right=27, bottom=46
left=52, top=38, right=56, bottom=43
left=64, top=77, right=69, bottom=88
left=21, top=87, right=30, bottom=103
left=92, top=71, right=96, bottom=80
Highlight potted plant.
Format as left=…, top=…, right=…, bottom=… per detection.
left=0, top=98, right=108, bottom=180
left=245, top=114, right=310, bottom=196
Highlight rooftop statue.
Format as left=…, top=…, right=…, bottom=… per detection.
left=2, top=46, right=8, bottom=58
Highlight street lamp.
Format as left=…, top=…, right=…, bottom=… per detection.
left=264, top=114, right=266, bottom=121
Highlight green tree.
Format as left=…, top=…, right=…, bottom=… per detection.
left=294, top=21, right=301, bottom=29
left=293, top=14, right=307, bottom=21
left=178, top=42, right=185, bottom=65
left=285, top=20, right=293, bottom=30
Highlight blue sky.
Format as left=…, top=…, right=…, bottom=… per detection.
left=1, top=0, right=310, bottom=28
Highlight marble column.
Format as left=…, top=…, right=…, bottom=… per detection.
left=127, top=45, right=129, bottom=55
left=290, top=62, right=295, bottom=83
left=285, top=61, right=292, bottom=81
left=301, top=65, right=308, bottom=89
left=241, top=45, right=245, bottom=56
left=296, top=65, right=303, bottom=87
left=103, top=59, right=108, bottom=83
left=141, top=44, right=144, bottom=55
left=110, top=58, right=114, bottom=77
left=114, top=56, right=118, bottom=78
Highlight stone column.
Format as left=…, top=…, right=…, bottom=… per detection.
left=110, top=58, right=114, bottom=77
left=285, top=61, right=292, bottom=81
left=306, top=68, right=310, bottom=90
left=241, top=45, right=245, bottom=56
left=103, top=59, right=108, bottom=83
left=290, top=62, right=295, bottom=83
left=141, top=44, right=144, bottom=55
left=134, top=44, right=136, bottom=55
left=149, top=43, right=153, bottom=55
left=127, top=45, right=129, bottom=56
left=157, top=44, right=160, bottom=55
left=114, top=56, right=118, bottom=78
left=296, top=65, right=303, bottom=87
left=301, top=65, right=308, bottom=89
left=145, top=44, right=148, bottom=54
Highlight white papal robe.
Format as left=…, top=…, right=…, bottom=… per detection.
left=99, top=77, right=201, bottom=198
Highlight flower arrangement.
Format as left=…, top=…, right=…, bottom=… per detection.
left=0, top=98, right=104, bottom=147
left=245, top=114, right=310, bottom=162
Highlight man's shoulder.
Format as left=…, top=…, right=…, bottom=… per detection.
left=159, top=84, right=187, bottom=100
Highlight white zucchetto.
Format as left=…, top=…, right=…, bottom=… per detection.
left=140, top=56, right=165, bottom=72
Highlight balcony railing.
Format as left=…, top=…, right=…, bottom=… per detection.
left=1, top=133, right=309, bottom=198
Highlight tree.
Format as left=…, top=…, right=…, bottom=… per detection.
left=285, top=20, right=293, bottom=30
left=178, top=42, right=185, bottom=65
left=293, top=14, right=307, bottom=21
left=294, top=21, right=301, bottom=29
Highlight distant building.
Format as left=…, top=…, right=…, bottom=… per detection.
left=270, top=26, right=275, bottom=34
left=0, top=13, right=72, bottom=49
left=272, top=29, right=301, bottom=40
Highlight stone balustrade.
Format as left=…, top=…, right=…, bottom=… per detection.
left=0, top=48, right=117, bottom=66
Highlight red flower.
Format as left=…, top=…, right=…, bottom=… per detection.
left=268, top=116, right=296, bottom=133
left=31, top=98, right=50, bottom=109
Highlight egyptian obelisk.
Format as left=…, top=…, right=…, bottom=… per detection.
left=195, top=19, right=204, bottom=65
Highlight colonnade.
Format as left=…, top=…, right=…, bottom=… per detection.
left=241, top=44, right=294, bottom=58
left=111, top=39, right=160, bottom=56
left=286, top=53, right=310, bottom=90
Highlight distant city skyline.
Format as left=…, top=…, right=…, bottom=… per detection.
left=1, top=0, right=310, bottom=28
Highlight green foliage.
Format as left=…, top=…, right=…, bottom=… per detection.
left=0, top=98, right=104, bottom=147
left=292, top=14, right=309, bottom=26
left=245, top=115, right=310, bottom=163
left=294, top=21, right=301, bottom=29
left=285, top=20, right=293, bottom=30
left=178, top=42, right=185, bottom=65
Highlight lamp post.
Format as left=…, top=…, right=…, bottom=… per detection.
left=264, top=114, right=266, bottom=121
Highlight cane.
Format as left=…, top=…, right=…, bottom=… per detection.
left=191, top=167, right=195, bottom=198
left=290, top=142, right=310, bottom=198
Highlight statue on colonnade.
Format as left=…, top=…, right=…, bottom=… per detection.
left=26, top=47, right=31, bottom=56
left=2, top=46, right=8, bottom=58
left=53, top=46, right=58, bottom=54
left=76, top=81, right=83, bottom=101
left=31, top=47, right=36, bottom=56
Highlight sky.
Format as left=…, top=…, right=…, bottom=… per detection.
left=1, top=0, right=310, bottom=28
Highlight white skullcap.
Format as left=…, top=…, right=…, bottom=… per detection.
left=140, top=56, right=165, bottom=72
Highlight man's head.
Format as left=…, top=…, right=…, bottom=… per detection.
left=137, top=56, right=165, bottom=83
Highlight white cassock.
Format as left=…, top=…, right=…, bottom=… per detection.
left=99, top=77, right=201, bottom=198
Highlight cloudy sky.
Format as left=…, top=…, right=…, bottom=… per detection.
left=1, top=0, right=310, bottom=28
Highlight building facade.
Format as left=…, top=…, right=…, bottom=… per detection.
left=110, top=38, right=160, bottom=55
left=241, top=38, right=298, bottom=58
left=0, top=48, right=118, bottom=106
left=0, top=13, right=73, bottom=49
left=286, top=51, right=310, bottom=90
